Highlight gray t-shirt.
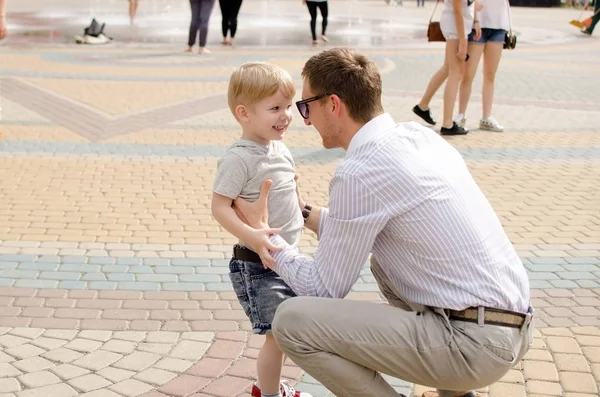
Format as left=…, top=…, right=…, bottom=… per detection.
left=213, top=139, right=303, bottom=249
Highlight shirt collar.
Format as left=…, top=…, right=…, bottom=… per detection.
left=346, top=113, right=396, bottom=156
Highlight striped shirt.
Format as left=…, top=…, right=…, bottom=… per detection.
left=270, top=113, right=530, bottom=313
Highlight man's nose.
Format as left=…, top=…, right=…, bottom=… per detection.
left=303, top=118, right=312, bottom=126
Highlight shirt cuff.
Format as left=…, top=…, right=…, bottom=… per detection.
left=269, top=235, right=292, bottom=273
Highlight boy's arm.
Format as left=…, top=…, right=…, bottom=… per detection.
left=211, top=192, right=281, bottom=267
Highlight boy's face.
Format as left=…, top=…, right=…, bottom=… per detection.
left=241, top=89, right=294, bottom=144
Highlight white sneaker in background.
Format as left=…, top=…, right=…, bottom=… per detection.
left=454, top=114, right=468, bottom=131
left=479, top=116, right=504, bottom=132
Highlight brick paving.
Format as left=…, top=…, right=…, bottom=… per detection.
left=0, top=1, right=599, bottom=396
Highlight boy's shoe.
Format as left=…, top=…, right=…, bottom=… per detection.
left=440, top=122, right=468, bottom=136
left=413, top=105, right=436, bottom=125
left=479, top=116, right=504, bottom=132
left=251, top=381, right=313, bottom=397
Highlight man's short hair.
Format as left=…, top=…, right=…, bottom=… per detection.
left=301, top=48, right=384, bottom=123
left=228, top=62, right=296, bottom=119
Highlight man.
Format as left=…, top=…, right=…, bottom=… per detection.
left=0, top=0, right=7, bottom=40
left=233, top=48, right=533, bottom=397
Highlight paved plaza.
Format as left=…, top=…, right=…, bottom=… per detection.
left=0, top=0, right=600, bottom=396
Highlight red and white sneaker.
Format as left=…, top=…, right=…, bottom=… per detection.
left=251, top=380, right=313, bottom=397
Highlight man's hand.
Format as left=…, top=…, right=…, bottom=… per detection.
left=0, top=16, right=7, bottom=40
left=244, top=228, right=282, bottom=269
left=233, top=179, right=272, bottom=229
left=233, top=180, right=282, bottom=268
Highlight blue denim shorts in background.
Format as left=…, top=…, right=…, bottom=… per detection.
left=469, top=28, right=506, bottom=43
left=229, top=258, right=297, bottom=335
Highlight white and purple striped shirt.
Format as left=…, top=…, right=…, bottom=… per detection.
left=270, top=113, right=530, bottom=313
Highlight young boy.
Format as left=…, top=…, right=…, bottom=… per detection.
left=211, top=62, right=311, bottom=397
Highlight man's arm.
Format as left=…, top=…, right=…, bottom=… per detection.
left=294, top=175, right=323, bottom=235
left=211, top=192, right=280, bottom=267
left=301, top=204, right=322, bottom=235
left=270, top=173, right=389, bottom=298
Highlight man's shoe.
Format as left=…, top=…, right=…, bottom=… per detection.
left=581, top=28, right=592, bottom=35
left=251, top=381, right=313, bottom=397
left=413, top=105, right=436, bottom=125
left=440, top=122, right=468, bottom=136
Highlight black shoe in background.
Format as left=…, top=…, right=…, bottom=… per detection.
left=412, top=105, right=436, bottom=125
left=440, top=122, right=468, bottom=135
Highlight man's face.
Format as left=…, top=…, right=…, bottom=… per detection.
left=300, top=80, right=341, bottom=149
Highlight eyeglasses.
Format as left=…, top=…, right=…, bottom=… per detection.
left=295, top=94, right=327, bottom=120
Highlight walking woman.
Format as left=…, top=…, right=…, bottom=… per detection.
left=303, top=0, right=328, bottom=45
left=219, top=0, right=243, bottom=45
left=454, top=0, right=511, bottom=132
left=413, top=0, right=480, bottom=135
left=129, top=0, right=139, bottom=25
left=187, top=0, right=217, bottom=54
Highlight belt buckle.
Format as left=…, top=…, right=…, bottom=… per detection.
left=477, top=306, right=485, bottom=327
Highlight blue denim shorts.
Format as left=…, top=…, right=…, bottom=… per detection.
left=469, top=28, right=506, bottom=43
left=229, top=257, right=296, bottom=335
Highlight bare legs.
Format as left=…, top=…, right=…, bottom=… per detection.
left=257, top=334, right=285, bottom=394
left=418, top=65, right=448, bottom=112
left=480, top=42, right=503, bottom=118
left=441, top=39, right=465, bottom=129
left=458, top=42, right=502, bottom=119
left=417, top=39, right=504, bottom=132
left=129, top=0, right=139, bottom=25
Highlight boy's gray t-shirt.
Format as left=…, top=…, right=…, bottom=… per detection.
left=213, top=139, right=303, bottom=249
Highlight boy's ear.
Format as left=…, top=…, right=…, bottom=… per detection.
left=235, top=104, right=250, bottom=122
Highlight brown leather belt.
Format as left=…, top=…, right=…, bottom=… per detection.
left=232, top=245, right=261, bottom=263
left=449, top=307, right=526, bottom=328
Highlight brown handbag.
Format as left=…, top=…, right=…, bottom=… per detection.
left=427, top=0, right=445, bottom=42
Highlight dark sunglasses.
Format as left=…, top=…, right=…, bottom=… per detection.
left=295, top=94, right=328, bottom=119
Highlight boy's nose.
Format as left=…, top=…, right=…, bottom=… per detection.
left=304, top=118, right=311, bottom=126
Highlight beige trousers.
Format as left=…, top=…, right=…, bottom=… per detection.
left=272, top=257, right=533, bottom=397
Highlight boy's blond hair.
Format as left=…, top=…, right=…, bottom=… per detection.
left=228, top=62, right=296, bottom=119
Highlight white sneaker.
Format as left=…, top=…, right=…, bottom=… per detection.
left=454, top=114, right=468, bottom=131
left=281, top=380, right=313, bottom=397
left=252, top=381, right=313, bottom=397
left=479, top=116, right=504, bottom=132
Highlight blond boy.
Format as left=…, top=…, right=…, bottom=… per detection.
left=211, top=62, right=311, bottom=397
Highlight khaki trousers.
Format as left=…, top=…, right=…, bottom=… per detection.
left=272, top=257, right=533, bottom=397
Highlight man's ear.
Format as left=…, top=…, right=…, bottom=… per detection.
left=329, top=94, right=343, bottom=118
left=236, top=104, right=250, bottom=122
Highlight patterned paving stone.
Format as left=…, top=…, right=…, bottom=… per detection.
left=0, top=1, right=599, bottom=396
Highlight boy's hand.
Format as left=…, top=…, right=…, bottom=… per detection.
left=245, top=228, right=282, bottom=269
